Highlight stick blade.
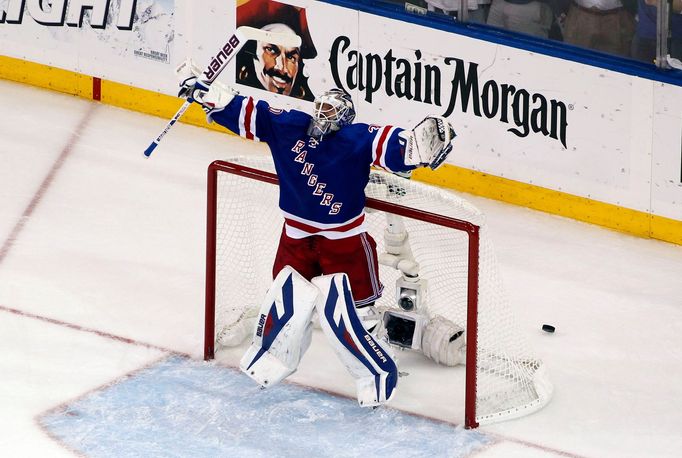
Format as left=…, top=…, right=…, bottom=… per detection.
left=237, top=25, right=302, bottom=48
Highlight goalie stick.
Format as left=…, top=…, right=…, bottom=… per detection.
left=143, top=26, right=302, bottom=158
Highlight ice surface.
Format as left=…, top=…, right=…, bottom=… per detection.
left=1, top=79, right=682, bottom=457
left=41, top=356, right=490, bottom=457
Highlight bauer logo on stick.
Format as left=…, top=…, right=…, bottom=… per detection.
left=203, top=35, right=242, bottom=83
left=143, top=25, right=301, bottom=157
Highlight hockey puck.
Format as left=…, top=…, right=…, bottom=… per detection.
left=542, top=324, right=555, bottom=333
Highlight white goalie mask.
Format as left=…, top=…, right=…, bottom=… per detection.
left=307, top=88, right=356, bottom=140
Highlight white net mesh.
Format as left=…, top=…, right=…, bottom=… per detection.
left=210, top=155, right=551, bottom=425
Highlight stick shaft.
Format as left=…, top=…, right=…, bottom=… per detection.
left=143, top=27, right=300, bottom=158
left=143, top=100, right=191, bottom=157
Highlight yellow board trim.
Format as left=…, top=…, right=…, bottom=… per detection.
left=99, top=78, right=232, bottom=134
left=0, top=56, right=92, bottom=98
left=2, top=55, right=681, bottom=246
left=413, top=166, right=682, bottom=245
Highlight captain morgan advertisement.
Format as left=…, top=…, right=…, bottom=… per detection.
left=232, top=0, right=569, bottom=148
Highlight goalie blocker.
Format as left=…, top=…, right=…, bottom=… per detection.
left=144, top=26, right=302, bottom=157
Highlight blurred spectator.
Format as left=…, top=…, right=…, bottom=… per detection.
left=486, top=0, right=569, bottom=38
left=425, top=0, right=491, bottom=22
left=382, top=0, right=430, bottom=12
left=562, top=0, right=637, bottom=56
left=631, top=0, right=682, bottom=63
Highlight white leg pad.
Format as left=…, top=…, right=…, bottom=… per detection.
left=312, top=273, right=399, bottom=407
left=239, top=266, right=318, bottom=387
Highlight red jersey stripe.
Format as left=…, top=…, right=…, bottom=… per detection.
left=244, top=97, right=255, bottom=140
left=284, top=214, right=366, bottom=234
left=372, top=126, right=392, bottom=167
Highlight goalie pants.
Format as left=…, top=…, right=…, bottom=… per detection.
left=273, top=227, right=383, bottom=307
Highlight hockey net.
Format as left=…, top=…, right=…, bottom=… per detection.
left=204, top=155, right=552, bottom=428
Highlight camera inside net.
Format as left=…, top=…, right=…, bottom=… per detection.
left=396, top=276, right=426, bottom=311
left=383, top=276, right=428, bottom=350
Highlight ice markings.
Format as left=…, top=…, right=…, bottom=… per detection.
left=41, top=356, right=490, bottom=457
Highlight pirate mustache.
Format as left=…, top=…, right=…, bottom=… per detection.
left=262, top=67, right=294, bottom=84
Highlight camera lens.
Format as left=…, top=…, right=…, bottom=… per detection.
left=398, top=296, right=414, bottom=311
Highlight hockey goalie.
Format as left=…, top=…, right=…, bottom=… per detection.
left=238, top=218, right=467, bottom=407
left=178, top=64, right=459, bottom=405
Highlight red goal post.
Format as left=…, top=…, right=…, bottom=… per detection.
left=204, top=157, right=552, bottom=429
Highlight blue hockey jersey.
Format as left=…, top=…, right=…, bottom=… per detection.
left=211, top=95, right=416, bottom=239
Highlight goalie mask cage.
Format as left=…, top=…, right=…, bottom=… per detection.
left=204, top=156, right=552, bottom=429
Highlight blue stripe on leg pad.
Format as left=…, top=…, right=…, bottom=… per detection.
left=321, top=274, right=398, bottom=401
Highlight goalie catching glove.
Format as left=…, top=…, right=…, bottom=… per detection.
left=400, top=115, right=456, bottom=170
left=176, top=59, right=238, bottom=121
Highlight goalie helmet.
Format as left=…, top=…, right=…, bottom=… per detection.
left=307, top=88, right=356, bottom=140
